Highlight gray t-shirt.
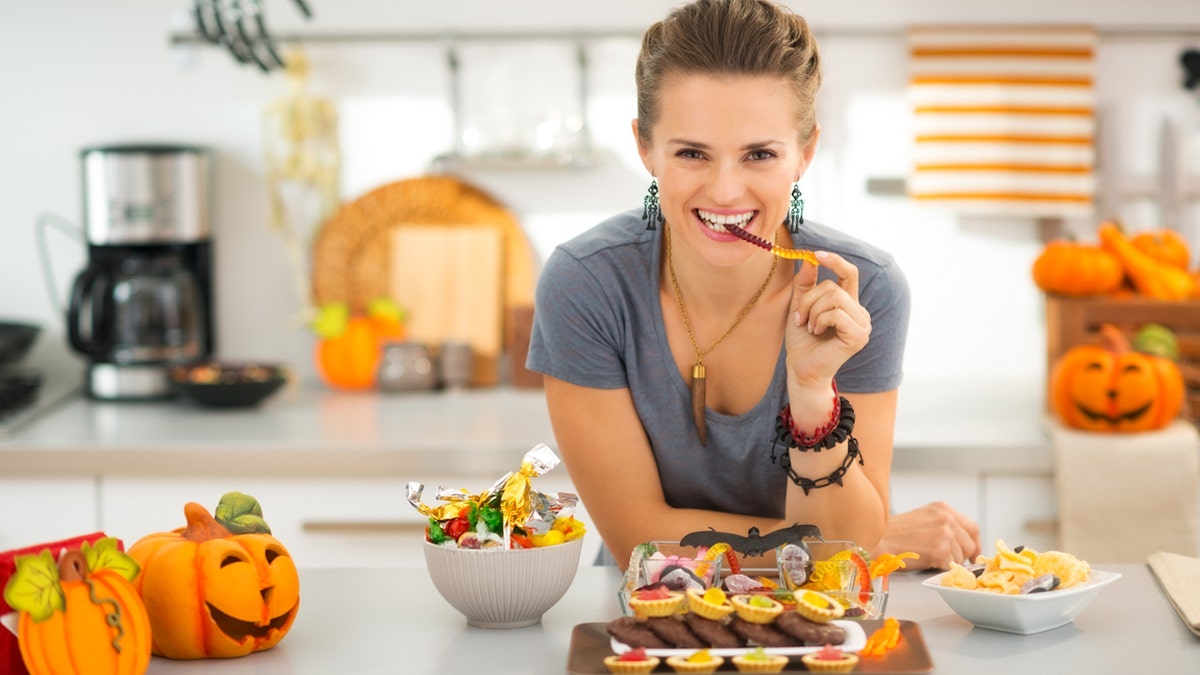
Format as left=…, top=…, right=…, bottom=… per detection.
left=527, top=209, right=910, bottom=519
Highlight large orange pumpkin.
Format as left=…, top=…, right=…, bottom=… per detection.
left=127, top=493, right=300, bottom=659
left=5, top=541, right=151, bottom=675
left=1131, top=228, right=1191, bottom=270
left=1050, top=323, right=1185, bottom=432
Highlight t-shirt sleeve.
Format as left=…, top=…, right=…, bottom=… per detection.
left=525, top=247, right=630, bottom=390
left=835, top=256, right=910, bottom=393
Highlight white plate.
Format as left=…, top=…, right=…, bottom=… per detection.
left=921, top=569, right=1122, bottom=635
left=610, top=619, right=866, bottom=657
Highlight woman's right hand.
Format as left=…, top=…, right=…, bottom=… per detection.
left=784, top=251, right=871, bottom=392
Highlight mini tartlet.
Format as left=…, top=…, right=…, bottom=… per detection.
left=800, top=645, right=860, bottom=672
left=604, top=648, right=661, bottom=674
left=665, top=649, right=725, bottom=673
left=686, top=587, right=734, bottom=620
left=731, top=646, right=789, bottom=673
left=627, top=588, right=686, bottom=618
left=730, top=594, right=784, bottom=624
left=794, top=589, right=846, bottom=623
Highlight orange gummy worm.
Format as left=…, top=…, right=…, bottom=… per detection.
left=723, top=222, right=818, bottom=265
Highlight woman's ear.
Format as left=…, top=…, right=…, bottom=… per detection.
left=632, top=118, right=654, bottom=174
left=800, top=123, right=822, bottom=170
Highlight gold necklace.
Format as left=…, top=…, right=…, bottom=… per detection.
left=665, top=223, right=779, bottom=446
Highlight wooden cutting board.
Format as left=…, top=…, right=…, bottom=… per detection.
left=389, top=226, right=504, bottom=386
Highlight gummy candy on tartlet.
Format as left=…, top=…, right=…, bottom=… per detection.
left=686, top=587, right=734, bottom=620
left=627, top=586, right=686, bottom=618
left=731, top=646, right=789, bottom=673
left=800, top=644, right=860, bottom=673
left=794, top=589, right=846, bottom=623
left=603, top=647, right=661, bottom=674
left=665, top=649, right=725, bottom=673
left=730, top=594, right=784, bottom=624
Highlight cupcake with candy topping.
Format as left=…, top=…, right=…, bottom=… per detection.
left=800, top=644, right=859, bottom=672
left=730, top=594, right=784, bottom=624
left=627, top=585, right=685, bottom=618
left=686, top=586, right=734, bottom=621
left=732, top=646, right=789, bottom=673
left=666, top=649, right=725, bottom=673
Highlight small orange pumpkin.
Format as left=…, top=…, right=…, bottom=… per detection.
left=1131, top=228, right=1191, bottom=270
left=5, top=540, right=150, bottom=675
left=127, top=493, right=300, bottom=659
left=314, top=306, right=405, bottom=390
left=1032, top=240, right=1124, bottom=297
left=1050, top=323, right=1185, bottom=432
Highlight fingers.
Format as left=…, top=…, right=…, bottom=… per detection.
left=790, top=251, right=866, bottom=337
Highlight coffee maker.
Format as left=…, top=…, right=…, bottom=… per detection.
left=66, top=144, right=215, bottom=400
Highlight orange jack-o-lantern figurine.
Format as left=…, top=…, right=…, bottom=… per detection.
left=1050, top=323, right=1186, bottom=433
left=3, top=538, right=151, bottom=675
left=127, top=492, right=300, bottom=659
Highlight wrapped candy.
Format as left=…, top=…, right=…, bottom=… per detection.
left=406, top=444, right=586, bottom=550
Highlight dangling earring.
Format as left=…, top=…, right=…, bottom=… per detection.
left=643, top=179, right=663, bottom=231
left=786, top=183, right=804, bottom=233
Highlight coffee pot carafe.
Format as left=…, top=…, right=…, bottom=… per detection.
left=39, top=144, right=216, bottom=400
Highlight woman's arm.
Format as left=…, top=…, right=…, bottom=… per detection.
left=545, top=376, right=800, bottom=571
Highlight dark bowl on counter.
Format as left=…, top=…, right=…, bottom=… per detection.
left=169, top=362, right=289, bottom=408
left=0, top=322, right=41, bottom=366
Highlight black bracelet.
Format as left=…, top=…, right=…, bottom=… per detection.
left=774, top=396, right=855, bottom=452
left=773, top=436, right=864, bottom=496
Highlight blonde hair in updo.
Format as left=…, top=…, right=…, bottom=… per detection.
left=635, top=0, right=822, bottom=146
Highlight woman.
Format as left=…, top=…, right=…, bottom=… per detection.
left=528, top=0, right=974, bottom=569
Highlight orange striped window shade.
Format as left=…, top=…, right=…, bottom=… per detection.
left=907, top=25, right=1098, bottom=217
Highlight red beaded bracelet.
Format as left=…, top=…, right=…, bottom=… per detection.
left=779, top=382, right=841, bottom=449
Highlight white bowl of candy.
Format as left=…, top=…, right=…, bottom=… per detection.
left=921, top=540, right=1121, bottom=634
left=424, top=535, right=584, bottom=629
left=411, top=444, right=588, bottom=629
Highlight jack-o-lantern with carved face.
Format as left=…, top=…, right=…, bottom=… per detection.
left=1051, top=323, right=1185, bottom=433
left=127, top=492, right=300, bottom=659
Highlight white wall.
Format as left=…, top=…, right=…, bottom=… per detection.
left=3, top=1, right=1198, bottom=389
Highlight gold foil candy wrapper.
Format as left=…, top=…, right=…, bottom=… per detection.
left=498, top=443, right=560, bottom=533
left=525, top=490, right=580, bottom=535
left=405, top=481, right=474, bottom=521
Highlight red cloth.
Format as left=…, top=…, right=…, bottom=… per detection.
left=0, top=533, right=117, bottom=675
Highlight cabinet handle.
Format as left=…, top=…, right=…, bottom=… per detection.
left=1023, top=518, right=1059, bottom=535
left=301, top=521, right=426, bottom=534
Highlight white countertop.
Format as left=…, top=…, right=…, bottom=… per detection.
left=134, top=562, right=1195, bottom=674
left=0, top=342, right=1055, bottom=478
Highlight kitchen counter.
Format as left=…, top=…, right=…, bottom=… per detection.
left=0, top=377, right=1053, bottom=478
left=135, top=561, right=1195, bottom=674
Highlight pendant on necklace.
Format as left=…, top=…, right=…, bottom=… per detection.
left=691, top=363, right=707, bottom=446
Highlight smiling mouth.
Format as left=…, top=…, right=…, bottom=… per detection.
left=696, top=209, right=756, bottom=233
left=207, top=603, right=293, bottom=642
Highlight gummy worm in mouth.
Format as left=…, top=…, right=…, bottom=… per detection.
left=723, top=222, right=819, bottom=265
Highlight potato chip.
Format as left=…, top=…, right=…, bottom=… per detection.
left=941, top=562, right=979, bottom=590
left=1033, top=550, right=1091, bottom=589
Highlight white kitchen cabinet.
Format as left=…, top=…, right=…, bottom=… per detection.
left=982, top=475, right=1058, bottom=553
left=889, top=471, right=982, bottom=524
left=0, top=478, right=100, bottom=552
left=100, top=475, right=596, bottom=568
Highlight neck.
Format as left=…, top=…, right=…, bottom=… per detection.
left=663, top=224, right=783, bottom=312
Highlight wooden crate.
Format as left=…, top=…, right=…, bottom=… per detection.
left=1044, top=296, right=1200, bottom=421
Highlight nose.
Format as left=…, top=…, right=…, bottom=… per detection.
left=708, top=161, right=746, bottom=204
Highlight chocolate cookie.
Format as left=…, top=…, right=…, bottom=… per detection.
left=606, top=616, right=671, bottom=649
left=684, top=612, right=746, bottom=648
left=728, top=615, right=802, bottom=648
left=775, top=611, right=847, bottom=646
left=645, top=615, right=707, bottom=649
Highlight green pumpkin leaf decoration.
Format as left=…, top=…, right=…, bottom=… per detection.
left=2, top=550, right=63, bottom=622
left=215, top=491, right=273, bottom=534
left=81, top=537, right=140, bottom=583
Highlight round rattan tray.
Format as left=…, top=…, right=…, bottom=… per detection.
left=310, top=174, right=537, bottom=316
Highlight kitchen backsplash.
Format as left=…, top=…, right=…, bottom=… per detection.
left=4, top=1, right=1198, bottom=388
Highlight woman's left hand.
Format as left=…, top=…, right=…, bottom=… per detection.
left=784, top=250, right=872, bottom=388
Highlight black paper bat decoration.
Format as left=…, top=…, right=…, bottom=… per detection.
left=679, top=523, right=823, bottom=558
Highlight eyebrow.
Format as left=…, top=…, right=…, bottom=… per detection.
left=665, top=139, right=784, bottom=151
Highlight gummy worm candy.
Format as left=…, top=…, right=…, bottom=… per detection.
left=861, top=617, right=902, bottom=656
left=695, top=542, right=731, bottom=577
left=724, top=222, right=819, bottom=265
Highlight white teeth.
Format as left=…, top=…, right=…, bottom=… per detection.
left=697, top=210, right=754, bottom=232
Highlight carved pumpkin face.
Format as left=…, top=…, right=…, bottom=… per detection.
left=1050, top=325, right=1185, bottom=433
left=128, top=500, right=300, bottom=659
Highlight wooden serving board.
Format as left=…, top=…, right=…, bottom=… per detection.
left=566, top=620, right=934, bottom=674
left=389, top=226, right=504, bottom=387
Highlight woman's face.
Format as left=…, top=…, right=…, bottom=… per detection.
left=635, top=73, right=818, bottom=268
